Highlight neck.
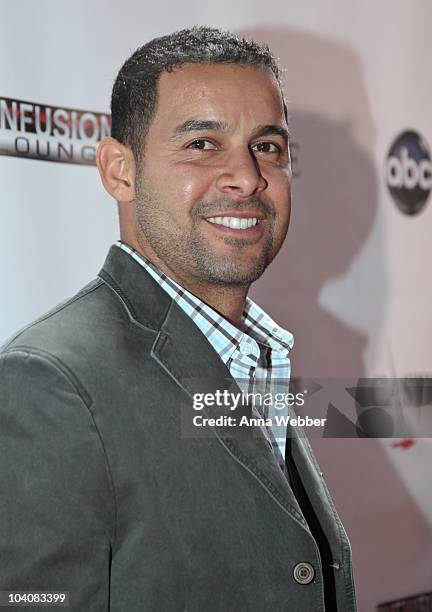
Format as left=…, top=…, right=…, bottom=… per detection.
left=121, top=233, right=249, bottom=329
left=174, top=279, right=249, bottom=329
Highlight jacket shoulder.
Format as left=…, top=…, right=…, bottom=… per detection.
left=1, top=278, right=107, bottom=352
left=1, top=273, right=148, bottom=367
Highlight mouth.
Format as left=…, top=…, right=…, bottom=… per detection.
left=203, top=211, right=266, bottom=237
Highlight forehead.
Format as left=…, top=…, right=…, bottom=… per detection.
left=151, top=63, right=286, bottom=132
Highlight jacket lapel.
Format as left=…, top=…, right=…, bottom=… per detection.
left=151, top=298, right=310, bottom=531
left=100, top=245, right=311, bottom=532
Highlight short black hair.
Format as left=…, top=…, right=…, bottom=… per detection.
left=111, top=25, right=287, bottom=162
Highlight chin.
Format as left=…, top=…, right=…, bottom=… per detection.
left=199, top=258, right=269, bottom=287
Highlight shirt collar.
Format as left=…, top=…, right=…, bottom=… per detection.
left=115, top=240, right=293, bottom=357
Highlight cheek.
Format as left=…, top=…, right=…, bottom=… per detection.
left=171, top=163, right=216, bottom=207
left=266, top=173, right=291, bottom=226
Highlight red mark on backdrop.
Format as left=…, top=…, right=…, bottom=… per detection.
left=391, top=439, right=416, bottom=450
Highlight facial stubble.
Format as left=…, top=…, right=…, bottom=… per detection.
left=134, top=174, right=278, bottom=288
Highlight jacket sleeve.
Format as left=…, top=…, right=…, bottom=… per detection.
left=0, top=349, right=115, bottom=611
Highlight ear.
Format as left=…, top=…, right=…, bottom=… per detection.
left=96, top=137, right=136, bottom=203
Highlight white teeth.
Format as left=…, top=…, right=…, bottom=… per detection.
left=207, top=216, right=259, bottom=229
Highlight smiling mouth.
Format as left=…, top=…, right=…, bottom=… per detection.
left=206, top=216, right=260, bottom=230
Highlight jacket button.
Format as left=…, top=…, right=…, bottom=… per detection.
left=293, top=562, right=315, bottom=585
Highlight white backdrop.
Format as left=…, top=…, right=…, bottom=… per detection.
left=1, top=1, right=431, bottom=610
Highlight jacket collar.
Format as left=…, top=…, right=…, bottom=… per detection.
left=98, top=244, right=173, bottom=332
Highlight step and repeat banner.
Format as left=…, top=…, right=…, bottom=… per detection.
left=1, top=1, right=431, bottom=610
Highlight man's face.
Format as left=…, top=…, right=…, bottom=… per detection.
left=133, top=63, right=292, bottom=288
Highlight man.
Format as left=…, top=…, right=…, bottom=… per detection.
left=0, top=26, right=356, bottom=611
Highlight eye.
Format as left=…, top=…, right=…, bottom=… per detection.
left=252, top=141, right=281, bottom=154
left=186, top=139, right=217, bottom=151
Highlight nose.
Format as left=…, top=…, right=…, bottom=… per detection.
left=216, top=148, right=268, bottom=198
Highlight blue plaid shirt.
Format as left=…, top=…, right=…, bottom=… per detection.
left=116, top=241, right=294, bottom=470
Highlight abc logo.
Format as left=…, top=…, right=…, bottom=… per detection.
left=385, top=130, right=431, bottom=215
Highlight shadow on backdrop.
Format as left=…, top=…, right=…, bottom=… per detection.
left=238, top=26, right=432, bottom=612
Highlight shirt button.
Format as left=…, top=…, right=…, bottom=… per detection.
left=293, top=562, right=315, bottom=585
left=239, top=342, right=254, bottom=356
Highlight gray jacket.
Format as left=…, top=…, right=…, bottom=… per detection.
left=0, top=245, right=356, bottom=611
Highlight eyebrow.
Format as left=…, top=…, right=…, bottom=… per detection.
left=253, top=124, right=290, bottom=143
left=170, top=119, right=228, bottom=139
left=169, top=119, right=290, bottom=143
